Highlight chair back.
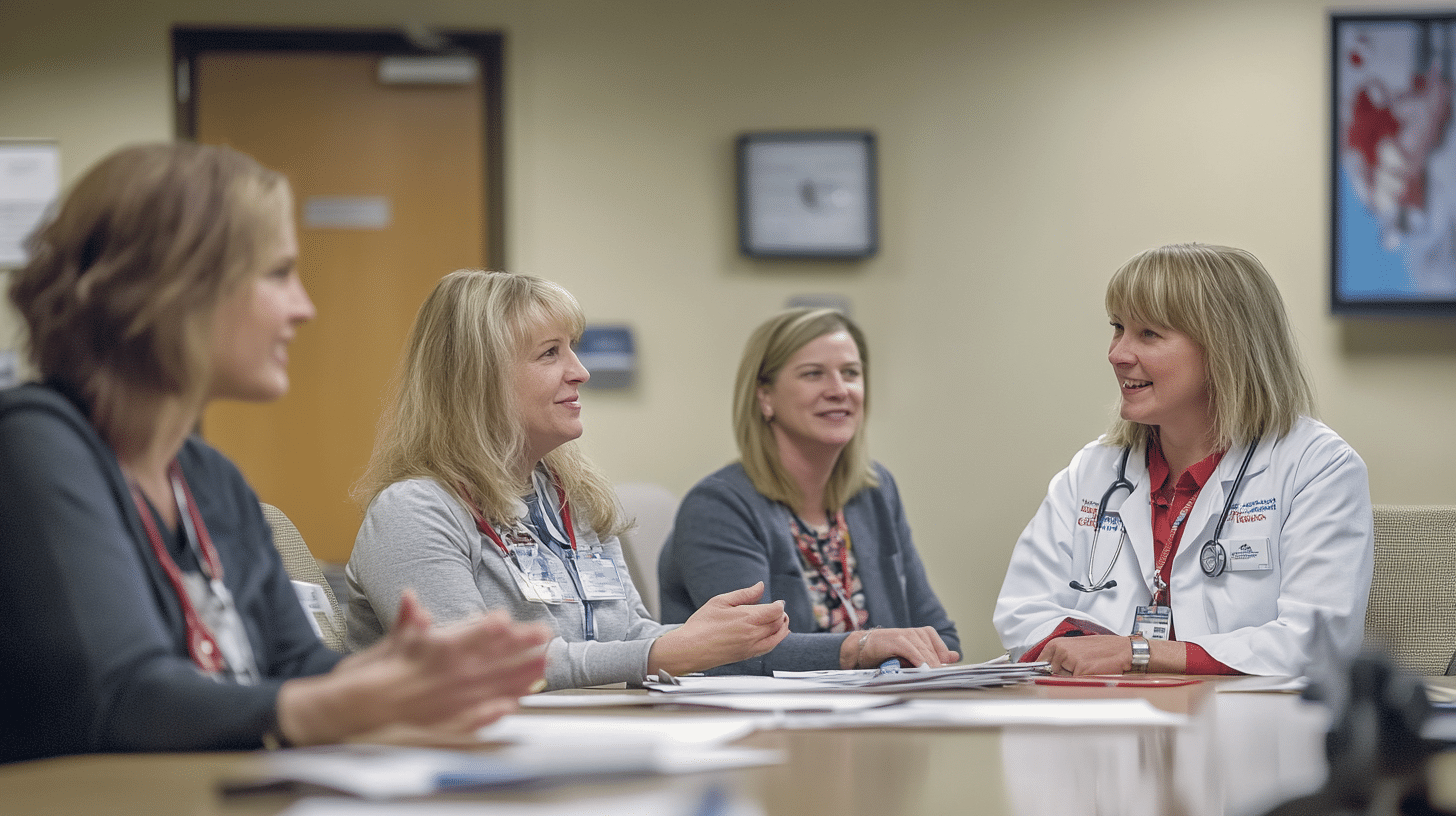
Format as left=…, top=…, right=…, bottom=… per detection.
left=1364, top=504, right=1456, bottom=676
left=613, top=482, right=679, bottom=619
left=261, top=502, right=348, bottom=652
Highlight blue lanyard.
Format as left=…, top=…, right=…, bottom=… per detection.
left=523, top=488, right=595, bottom=641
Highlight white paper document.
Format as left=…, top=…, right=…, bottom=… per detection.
left=477, top=712, right=762, bottom=746
left=1214, top=675, right=1309, bottom=693
left=522, top=691, right=904, bottom=713
left=781, top=697, right=1188, bottom=729
left=241, top=741, right=780, bottom=800
left=774, top=661, right=1050, bottom=691
left=641, top=660, right=1047, bottom=694
left=276, top=777, right=765, bottom=816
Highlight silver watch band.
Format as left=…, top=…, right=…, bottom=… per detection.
left=1128, top=634, right=1151, bottom=674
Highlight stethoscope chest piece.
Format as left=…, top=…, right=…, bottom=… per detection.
left=1199, top=540, right=1226, bottom=577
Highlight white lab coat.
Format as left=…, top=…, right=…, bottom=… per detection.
left=994, top=416, right=1373, bottom=677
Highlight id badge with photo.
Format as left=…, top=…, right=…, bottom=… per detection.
left=1133, top=605, right=1173, bottom=641
left=575, top=553, right=627, bottom=601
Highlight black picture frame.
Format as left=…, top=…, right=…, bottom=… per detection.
left=737, top=131, right=878, bottom=259
left=1330, top=11, right=1456, bottom=316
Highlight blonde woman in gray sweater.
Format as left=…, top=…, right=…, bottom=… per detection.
left=346, top=270, right=789, bottom=690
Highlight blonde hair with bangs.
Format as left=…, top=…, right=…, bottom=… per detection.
left=1102, top=243, right=1314, bottom=452
left=355, top=270, right=626, bottom=537
left=732, top=308, right=878, bottom=511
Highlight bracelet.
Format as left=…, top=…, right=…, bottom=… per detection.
left=854, top=627, right=880, bottom=668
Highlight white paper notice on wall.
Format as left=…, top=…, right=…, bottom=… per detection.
left=0, top=140, right=61, bottom=269
left=304, top=195, right=392, bottom=230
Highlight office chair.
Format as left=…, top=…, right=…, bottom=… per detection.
left=260, top=502, right=348, bottom=653
left=1362, top=504, right=1456, bottom=676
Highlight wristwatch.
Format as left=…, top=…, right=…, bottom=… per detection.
left=1128, top=634, right=1151, bottom=674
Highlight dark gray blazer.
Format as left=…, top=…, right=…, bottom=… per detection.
left=657, top=462, right=958, bottom=674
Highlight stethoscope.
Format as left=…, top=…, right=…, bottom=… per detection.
left=1070, top=437, right=1261, bottom=592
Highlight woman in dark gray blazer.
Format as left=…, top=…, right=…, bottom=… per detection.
left=658, top=308, right=959, bottom=675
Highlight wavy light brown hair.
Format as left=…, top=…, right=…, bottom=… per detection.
left=732, top=308, right=877, bottom=511
left=8, top=142, right=289, bottom=447
left=1102, top=243, right=1315, bottom=452
left=355, top=270, right=625, bottom=537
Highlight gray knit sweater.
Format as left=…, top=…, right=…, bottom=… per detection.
left=346, top=478, right=674, bottom=690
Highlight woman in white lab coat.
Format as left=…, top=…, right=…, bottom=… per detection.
left=993, top=243, right=1372, bottom=677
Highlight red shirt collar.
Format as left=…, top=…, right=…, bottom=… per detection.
left=1147, top=436, right=1224, bottom=497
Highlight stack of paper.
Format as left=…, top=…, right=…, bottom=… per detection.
left=774, top=661, right=1050, bottom=692
left=640, top=660, right=1048, bottom=695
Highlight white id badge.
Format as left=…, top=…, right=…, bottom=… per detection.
left=542, top=551, right=579, bottom=603
left=290, top=580, right=334, bottom=639
left=576, top=553, right=627, bottom=601
left=509, top=544, right=564, bottom=604
left=1133, top=605, right=1173, bottom=640
left=1224, top=538, right=1273, bottom=571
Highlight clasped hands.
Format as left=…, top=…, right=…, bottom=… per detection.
left=276, top=590, right=551, bottom=747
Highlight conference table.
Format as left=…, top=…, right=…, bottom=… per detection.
left=5, top=676, right=1456, bottom=816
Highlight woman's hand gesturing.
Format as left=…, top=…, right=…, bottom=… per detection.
left=647, top=581, right=790, bottom=677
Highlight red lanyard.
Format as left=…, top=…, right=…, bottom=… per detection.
left=1150, top=490, right=1200, bottom=607
left=129, top=461, right=227, bottom=674
left=465, top=471, right=577, bottom=557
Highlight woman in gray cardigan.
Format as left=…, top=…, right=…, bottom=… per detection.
left=346, top=271, right=790, bottom=690
left=658, top=308, right=960, bottom=675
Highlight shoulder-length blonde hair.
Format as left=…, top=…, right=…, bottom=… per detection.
left=732, top=308, right=878, bottom=511
left=1102, top=243, right=1315, bottom=452
left=355, top=270, right=625, bottom=537
left=8, top=142, right=289, bottom=447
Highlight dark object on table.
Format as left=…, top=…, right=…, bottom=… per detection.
left=1262, top=652, right=1451, bottom=816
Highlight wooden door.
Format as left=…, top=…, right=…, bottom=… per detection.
left=192, top=49, right=486, bottom=563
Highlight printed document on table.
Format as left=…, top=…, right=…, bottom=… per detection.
left=523, top=692, right=904, bottom=713
left=772, top=660, right=1049, bottom=691
left=239, top=741, right=780, bottom=800
left=477, top=712, right=762, bottom=745
left=273, top=776, right=765, bottom=814
left=780, top=697, right=1189, bottom=729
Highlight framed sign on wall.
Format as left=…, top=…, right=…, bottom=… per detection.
left=737, top=131, right=878, bottom=259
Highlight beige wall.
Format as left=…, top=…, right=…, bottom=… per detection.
left=3, top=0, right=1454, bottom=662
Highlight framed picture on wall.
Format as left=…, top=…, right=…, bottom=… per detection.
left=1331, top=11, right=1456, bottom=315
left=737, top=131, right=878, bottom=259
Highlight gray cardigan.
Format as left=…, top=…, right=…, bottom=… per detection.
left=657, top=462, right=958, bottom=674
left=346, top=478, right=674, bottom=690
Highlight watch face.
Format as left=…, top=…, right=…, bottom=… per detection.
left=1200, top=540, right=1225, bottom=577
